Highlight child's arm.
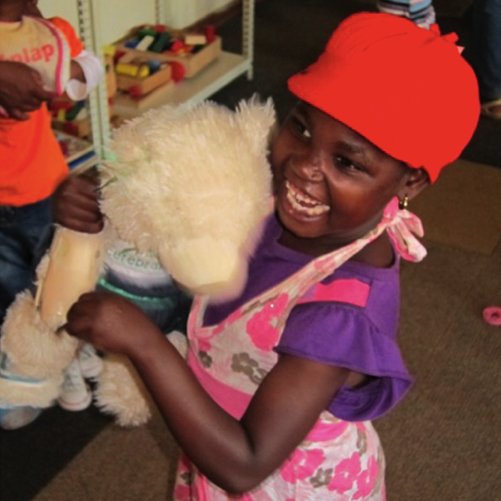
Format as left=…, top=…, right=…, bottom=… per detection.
left=52, top=170, right=104, bottom=234
left=0, top=61, right=55, bottom=120
left=65, top=291, right=351, bottom=494
left=66, top=50, right=104, bottom=101
left=47, top=17, right=104, bottom=101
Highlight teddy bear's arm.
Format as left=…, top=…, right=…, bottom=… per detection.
left=36, top=226, right=105, bottom=330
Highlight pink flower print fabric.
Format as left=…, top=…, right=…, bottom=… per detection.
left=246, top=293, right=290, bottom=350
left=173, top=198, right=426, bottom=499
left=353, top=456, right=381, bottom=500
left=329, top=452, right=361, bottom=494
left=280, top=448, right=325, bottom=483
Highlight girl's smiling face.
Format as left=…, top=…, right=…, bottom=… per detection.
left=270, top=102, right=420, bottom=256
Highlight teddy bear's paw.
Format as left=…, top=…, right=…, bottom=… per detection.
left=94, top=354, right=154, bottom=427
left=37, top=227, right=104, bottom=330
left=159, top=238, right=247, bottom=300
left=0, top=291, right=79, bottom=379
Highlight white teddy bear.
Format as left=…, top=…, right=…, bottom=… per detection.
left=0, top=97, right=276, bottom=427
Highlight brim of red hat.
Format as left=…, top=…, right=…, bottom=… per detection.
left=288, top=55, right=429, bottom=176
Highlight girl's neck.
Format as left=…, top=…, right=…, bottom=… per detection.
left=349, top=233, right=395, bottom=268
left=279, top=229, right=394, bottom=268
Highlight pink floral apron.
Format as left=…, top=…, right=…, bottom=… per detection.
left=173, top=199, right=426, bottom=500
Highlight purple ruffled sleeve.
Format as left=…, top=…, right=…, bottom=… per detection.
left=275, top=302, right=412, bottom=421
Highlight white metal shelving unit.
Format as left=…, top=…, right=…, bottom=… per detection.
left=113, top=0, right=255, bottom=116
left=155, top=0, right=254, bottom=106
left=76, top=0, right=111, bottom=160
left=76, top=0, right=254, bottom=151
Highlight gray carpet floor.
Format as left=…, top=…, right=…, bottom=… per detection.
left=1, top=1, right=500, bottom=500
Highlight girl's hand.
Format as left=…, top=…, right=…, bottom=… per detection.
left=65, top=292, right=162, bottom=356
left=52, top=169, right=104, bottom=233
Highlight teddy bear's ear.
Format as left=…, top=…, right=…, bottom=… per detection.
left=235, top=95, right=277, bottom=152
left=106, top=110, right=158, bottom=170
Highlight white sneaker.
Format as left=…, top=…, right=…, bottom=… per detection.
left=58, top=359, right=92, bottom=411
left=78, top=344, right=103, bottom=379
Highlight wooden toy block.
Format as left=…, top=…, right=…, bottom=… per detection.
left=184, top=34, right=207, bottom=45
left=115, top=36, right=222, bottom=79
left=135, top=35, right=155, bottom=51
left=116, top=65, right=172, bottom=95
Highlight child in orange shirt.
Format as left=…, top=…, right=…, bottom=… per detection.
left=0, top=0, right=103, bottom=325
left=0, top=0, right=103, bottom=429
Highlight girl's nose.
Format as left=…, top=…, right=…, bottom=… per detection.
left=291, top=150, right=324, bottom=181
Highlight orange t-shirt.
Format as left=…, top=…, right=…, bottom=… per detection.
left=0, top=17, right=83, bottom=206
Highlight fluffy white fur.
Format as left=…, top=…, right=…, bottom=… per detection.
left=94, top=330, right=188, bottom=426
left=0, top=291, right=77, bottom=407
left=100, top=97, right=275, bottom=300
left=0, top=97, right=276, bottom=426
left=0, top=228, right=104, bottom=408
left=1, top=291, right=79, bottom=379
left=93, top=354, right=153, bottom=427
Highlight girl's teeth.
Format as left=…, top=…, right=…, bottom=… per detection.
left=285, top=181, right=329, bottom=215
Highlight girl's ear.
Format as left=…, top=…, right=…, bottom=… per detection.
left=402, top=167, right=430, bottom=202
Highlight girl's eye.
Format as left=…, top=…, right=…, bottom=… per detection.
left=335, top=155, right=362, bottom=172
left=290, top=116, right=311, bottom=139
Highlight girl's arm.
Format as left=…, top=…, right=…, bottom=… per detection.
left=66, top=291, right=351, bottom=494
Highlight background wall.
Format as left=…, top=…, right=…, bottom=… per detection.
left=163, top=0, right=236, bottom=30
left=38, top=0, right=234, bottom=45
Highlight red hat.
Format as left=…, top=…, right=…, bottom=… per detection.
left=288, top=12, right=480, bottom=182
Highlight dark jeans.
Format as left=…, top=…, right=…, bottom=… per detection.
left=0, top=198, right=52, bottom=324
left=473, top=0, right=501, bottom=102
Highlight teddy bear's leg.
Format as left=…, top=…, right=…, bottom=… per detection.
left=0, top=226, right=104, bottom=409
left=0, top=291, right=78, bottom=408
left=93, top=353, right=155, bottom=427
left=0, top=291, right=79, bottom=377
left=0, top=371, right=63, bottom=409
left=93, top=331, right=188, bottom=427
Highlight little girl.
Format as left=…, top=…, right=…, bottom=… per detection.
left=54, top=12, right=479, bottom=500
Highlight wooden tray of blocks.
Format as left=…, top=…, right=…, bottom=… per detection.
left=114, top=25, right=222, bottom=79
